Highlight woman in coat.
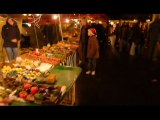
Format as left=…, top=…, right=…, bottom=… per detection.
left=1, top=17, right=20, bottom=61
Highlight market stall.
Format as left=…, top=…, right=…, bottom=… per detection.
left=0, top=41, right=81, bottom=106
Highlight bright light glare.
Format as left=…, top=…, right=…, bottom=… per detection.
left=110, top=21, right=114, bottom=25
left=99, top=21, right=102, bottom=24
left=52, top=15, right=58, bottom=20
left=146, top=19, right=150, bottom=22
left=27, top=23, right=31, bottom=27
left=65, top=19, right=70, bottom=23
left=36, top=14, right=40, bottom=16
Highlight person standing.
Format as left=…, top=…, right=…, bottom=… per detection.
left=41, top=21, right=54, bottom=46
left=1, top=17, right=20, bottom=61
left=79, top=18, right=89, bottom=67
left=148, top=15, right=160, bottom=61
left=86, top=28, right=99, bottom=76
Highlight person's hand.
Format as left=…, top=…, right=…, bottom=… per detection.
left=11, top=39, right=17, bottom=43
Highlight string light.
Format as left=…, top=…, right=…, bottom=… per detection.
left=146, top=19, right=150, bottom=22
left=65, top=19, right=69, bottom=23
left=133, top=19, right=137, bottom=22
left=23, top=14, right=27, bottom=16
left=52, top=15, right=58, bottom=20
left=27, top=23, right=32, bottom=27
left=110, top=21, right=114, bottom=25
left=35, top=14, right=40, bottom=16
left=99, top=21, right=102, bottom=24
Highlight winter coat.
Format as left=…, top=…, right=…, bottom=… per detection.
left=148, top=19, right=160, bottom=43
left=79, top=25, right=89, bottom=61
left=1, top=23, right=20, bottom=47
left=128, top=25, right=143, bottom=45
left=87, top=35, right=99, bottom=59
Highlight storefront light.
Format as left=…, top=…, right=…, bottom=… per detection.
left=28, top=14, right=32, bottom=16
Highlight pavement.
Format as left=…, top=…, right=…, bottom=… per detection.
left=76, top=44, right=160, bottom=106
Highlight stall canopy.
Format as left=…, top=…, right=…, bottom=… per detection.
left=0, top=14, right=109, bottom=25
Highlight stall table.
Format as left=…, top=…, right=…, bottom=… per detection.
left=10, top=65, right=82, bottom=106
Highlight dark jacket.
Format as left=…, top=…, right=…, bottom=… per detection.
left=1, top=23, right=20, bottom=47
left=148, top=19, right=160, bottom=43
left=128, top=25, right=143, bottom=45
left=79, top=25, right=89, bottom=62
left=87, top=35, right=99, bottom=59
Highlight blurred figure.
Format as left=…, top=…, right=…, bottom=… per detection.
left=1, top=17, right=20, bottom=61
left=140, top=22, right=148, bottom=57
left=108, top=25, right=116, bottom=53
left=128, top=21, right=143, bottom=56
left=115, top=20, right=123, bottom=49
left=148, top=15, right=160, bottom=61
left=41, top=21, right=54, bottom=45
left=93, top=20, right=106, bottom=57
left=119, top=22, right=130, bottom=53
left=79, top=18, right=89, bottom=67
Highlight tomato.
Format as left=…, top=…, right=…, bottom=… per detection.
left=30, top=86, right=39, bottom=95
left=24, top=83, right=32, bottom=89
left=19, top=91, right=28, bottom=98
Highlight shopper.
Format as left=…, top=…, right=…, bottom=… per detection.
left=148, top=15, right=160, bottom=61
left=1, top=17, right=20, bottom=61
left=79, top=18, right=89, bottom=67
left=86, top=28, right=99, bottom=76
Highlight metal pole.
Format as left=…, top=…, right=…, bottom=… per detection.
left=58, top=14, right=63, bottom=41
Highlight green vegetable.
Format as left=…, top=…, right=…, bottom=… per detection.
left=34, top=93, right=44, bottom=100
left=15, top=87, right=23, bottom=95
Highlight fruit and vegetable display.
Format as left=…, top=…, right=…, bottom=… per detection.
left=13, top=83, right=65, bottom=104
left=0, top=41, right=80, bottom=106
left=2, top=65, right=41, bottom=81
left=26, top=41, right=78, bottom=66
left=0, top=87, right=13, bottom=106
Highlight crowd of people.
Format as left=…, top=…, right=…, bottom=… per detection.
left=78, top=15, right=160, bottom=75
left=107, top=16, right=160, bottom=62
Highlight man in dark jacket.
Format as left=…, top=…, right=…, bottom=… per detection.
left=1, top=17, right=20, bottom=61
left=79, top=18, right=89, bottom=67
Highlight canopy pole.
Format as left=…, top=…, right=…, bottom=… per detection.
left=58, top=14, right=63, bottom=41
